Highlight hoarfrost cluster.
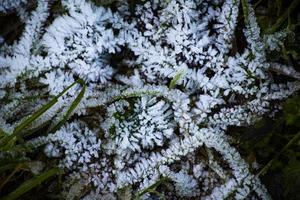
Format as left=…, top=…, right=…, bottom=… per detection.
left=1, top=0, right=300, bottom=199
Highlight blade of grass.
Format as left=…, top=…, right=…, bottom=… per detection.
left=0, top=167, right=61, bottom=200
left=13, top=80, right=79, bottom=134
left=258, top=131, right=300, bottom=176
left=134, top=177, right=169, bottom=200
left=169, top=69, right=186, bottom=89
left=48, top=79, right=86, bottom=133
left=136, top=189, right=165, bottom=200
left=0, top=162, right=25, bottom=174
left=0, top=128, right=7, bottom=138
left=265, top=0, right=300, bottom=34
left=0, top=79, right=83, bottom=149
left=0, top=164, right=22, bottom=191
left=109, top=90, right=161, bottom=104
left=254, top=0, right=263, bottom=8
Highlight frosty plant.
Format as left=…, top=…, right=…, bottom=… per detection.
left=1, top=0, right=300, bottom=199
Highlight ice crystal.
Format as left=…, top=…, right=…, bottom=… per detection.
left=102, top=96, right=174, bottom=152
left=1, top=0, right=300, bottom=199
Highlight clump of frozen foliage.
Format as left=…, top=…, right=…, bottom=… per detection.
left=1, top=0, right=300, bottom=199
left=0, top=0, right=28, bottom=13
left=102, top=96, right=175, bottom=152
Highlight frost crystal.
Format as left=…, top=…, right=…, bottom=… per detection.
left=1, top=0, right=299, bottom=199
left=42, top=0, right=124, bottom=86
left=102, top=97, right=174, bottom=152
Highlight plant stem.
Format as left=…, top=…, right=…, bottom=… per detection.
left=254, top=0, right=263, bottom=8
left=0, top=164, right=21, bottom=191
left=0, top=168, right=61, bottom=200
left=0, top=79, right=83, bottom=149
left=258, top=131, right=300, bottom=176
left=266, top=0, right=300, bottom=34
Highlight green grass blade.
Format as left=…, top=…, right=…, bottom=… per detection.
left=0, top=163, right=23, bottom=174
left=109, top=90, right=161, bottom=104
left=13, top=80, right=78, bottom=134
left=169, top=69, right=185, bottom=89
left=0, top=168, right=61, bottom=200
left=49, top=80, right=86, bottom=133
left=258, top=131, right=300, bottom=176
left=134, top=177, right=169, bottom=200
left=0, top=128, right=7, bottom=139
left=0, top=79, right=82, bottom=148
left=266, top=0, right=300, bottom=34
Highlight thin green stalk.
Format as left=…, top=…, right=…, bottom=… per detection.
left=241, top=0, right=249, bottom=25
left=13, top=80, right=78, bottom=134
left=0, top=168, right=61, bottom=200
left=0, top=128, right=7, bottom=138
left=0, top=79, right=83, bottom=149
left=109, top=90, right=161, bottom=104
left=275, top=0, right=282, bottom=17
left=266, top=0, right=300, bottom=34
left=48, top=79, right=86, bottom=133
left=0, top=164, right=21, bottom=191
left=134, top=177, right=169, bottom=200
left=254, top=0, right=263, bottom=8
left=0, top=163, right=22, bottom=174
left=169, top=69, right=186, bottom=89
left=258, top=131, right=300, bottom=176
left=136, top=189, right=165, bottom=200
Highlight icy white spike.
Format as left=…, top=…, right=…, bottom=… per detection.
left=270, top=62, right=300, bottom=80
left=0, top=0, right=49, bottom=87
